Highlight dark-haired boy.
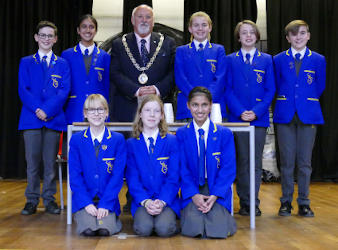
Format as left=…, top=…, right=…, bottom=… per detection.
left=18, top=21, right=70, bottom=215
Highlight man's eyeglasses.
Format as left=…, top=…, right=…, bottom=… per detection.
left=38, top=33, right=55, bottom=40
left=85, top=107, right=106, bottom=115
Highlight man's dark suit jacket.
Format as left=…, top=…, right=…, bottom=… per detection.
left=110, top=32, right=176, bottom=122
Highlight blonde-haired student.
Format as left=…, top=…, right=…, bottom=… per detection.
left=69, top=94, right=126, bottom=236
left=126, top=95, right=180, bottom=237
left=175, top=11, right=227, bottom=121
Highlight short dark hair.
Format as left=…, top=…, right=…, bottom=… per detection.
left=78, top=14, right=98, bottom=31
left=285, top=20, right=309, bottom=36
left=188, top=86, right=212, bottom=103
left=36, top=20, right=57, bottom=36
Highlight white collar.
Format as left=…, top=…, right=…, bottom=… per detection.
left=38, top=50, right=53, bottom=61
left=142, top=128, right=159, bottom=145
left=193, top=118, right=210, bottom=135
left=291, top=47, right=307, bottom=60
left=241, top=47, right=256, bottom=61
left=193, top=39, right=208, bottom=51
left=79, top=42, right=95, bottom=55
left=90, top=126, right=105, bottom=144
left=135, top=33, right=151, bottom=44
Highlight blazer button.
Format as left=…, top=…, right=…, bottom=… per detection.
left=295, top=95, right=298, bottom=99
left=295, top=84, right=299, bottom=87
left=94, top=174, right=99, bottom=179
left=86, top=81, right=89, bottom=84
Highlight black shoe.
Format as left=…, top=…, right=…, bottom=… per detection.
left=255, top=206, right=262, bottom=216
left=45, top=201, right=61, bottom=214
left=97, top=229, right=110, bottom=236
left=278, top=202, right=292, bottom=216
left=21, top=202, right=37, bottom=215
left=81, top=228, right=96, bottom=237
left=238, top=205, right=250, bottom=216
left=298, top=205, right=314, bottom=217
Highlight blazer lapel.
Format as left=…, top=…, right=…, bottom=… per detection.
left=187, top=122, right=199, bottom=171
left=206, top=122, right=217, bottom=178
left=128, top=33, right=143, bottom=66
left=235, top=50, right=251, bottom=81
left=83, top=128, right=97, bottom=163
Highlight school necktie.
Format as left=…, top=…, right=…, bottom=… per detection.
left=198, top=128, right=206, bottom=186
left=84, top=48, right=89, bottom=56
left=295, top=53, right=302, bottom=76
left=41, top=55, right=48, bottom=71
left=198, top=43, right=204, bottom=51
left=148, top=137, right=155, bottom=155
left=140, top=39, right=149, bottom=66
left=245, top=53, right=251, bottom=64
left=94, top=139, right=100, bottom=157
left=295, top=53, right=301, bottom=62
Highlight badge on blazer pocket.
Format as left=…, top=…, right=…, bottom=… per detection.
left=212, top=152, right=221, bottom=168
left=206, top=59, right=217, bottom=73
left=304, top=70, right=315, bottom=84
left=253, top=69, right=265, bottom=84
left=102, top=157, right=115, bottom=173
left=157, top=156, right=169, bottom=174
left=51, top=74, right=62, bottom=88
left=94, top=67, right=104, bottom=82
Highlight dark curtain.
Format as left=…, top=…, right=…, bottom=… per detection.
left=184, top=0, right=257, bottom=52
left=122, top=0, right=153, bottom=34
left=267, top=0, right=338, bottom=180
left=0, top=0, right=93, bottom=178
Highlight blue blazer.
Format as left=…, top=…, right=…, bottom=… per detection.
left=126, top=133, right=180, bottom=217
left=110, top=32, right=176, bottom=121
left=176, top=121, right=236, bottom=212
left=69, top=127, right=126, bottom=214
left=61, top=44, right=110, bottom=124
left=273, top=48, right=326, bottom=124
left=18, top=52, right=70, bottom=131
left=226, top=50, right=275, bottom=127
left=175, top=42, right=227, bottom=119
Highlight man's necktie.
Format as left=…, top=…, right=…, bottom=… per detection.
left=140, top=39, right=149, bottom=66
left=198, top=128, right=206, bottom=186
left=245, top=53, right=251, bottom=64
left=94, top=139, right=100, bottom=157
left=148, top=137, right=155, bottom=155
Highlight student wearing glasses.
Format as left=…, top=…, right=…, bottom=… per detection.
left=18, top=20, right=70, bottom=216
left=68, top=94, right=126, bottom=236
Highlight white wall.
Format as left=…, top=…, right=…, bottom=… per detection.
left=92, top=0, right=266, bottom=43
left=92, top=0, right=184, bottom=43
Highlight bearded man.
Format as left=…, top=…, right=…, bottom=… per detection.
left=110, top=4, right=176, bottom=122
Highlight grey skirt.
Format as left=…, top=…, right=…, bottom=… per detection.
left=181, top=182, right=237, bottom=238
left=74, top=208, right=122, bottom=235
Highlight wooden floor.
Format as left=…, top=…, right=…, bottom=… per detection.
left=0, top=181, right=337, bottom=250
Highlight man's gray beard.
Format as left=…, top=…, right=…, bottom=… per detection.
left=137, top=24, right=150, bottom=35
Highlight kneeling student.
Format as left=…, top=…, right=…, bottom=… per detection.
left=176, top=87, right=237, bottom=238
left=126, top=95, right=180, bottom=237
left=69, top=94, right=126, bottom=236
